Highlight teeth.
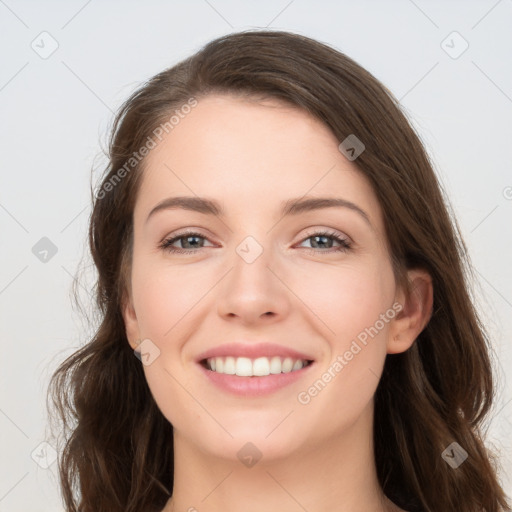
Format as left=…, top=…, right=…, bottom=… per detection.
left=292, top=359, right=304, bottom=371
left=269, top=356, right=282, bottom=374
left=235, top=357, right=252, bottom=376
left=206, top=356, right=309, bottom=376
left=224, top=356, right=236, bottom=375
left=253, top=357, right=270, bottom=376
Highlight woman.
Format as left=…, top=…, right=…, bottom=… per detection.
left=47, top=29, right=511, bottom=512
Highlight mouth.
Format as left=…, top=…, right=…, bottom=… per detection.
left=195, top=342, right=316, bottom=396
left=197, top=355, right=316, bottom=397
left=200, top=356, right=314, bottom=377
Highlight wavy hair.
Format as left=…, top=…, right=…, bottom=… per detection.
left=47, top=29, right=511, bottom=512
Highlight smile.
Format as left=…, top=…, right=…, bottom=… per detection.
left=202, top=356, right=313, bottom=377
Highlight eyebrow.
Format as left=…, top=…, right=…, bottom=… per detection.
left=146, top=195, right=372, bottom=227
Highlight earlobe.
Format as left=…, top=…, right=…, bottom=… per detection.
left=387, top=269, right=433, bottom=354
left=122, top=294, right=141, bottom=351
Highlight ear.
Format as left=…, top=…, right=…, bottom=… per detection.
left=122, top=292, right=141, bottom=352
left=387, top=269, right=433, bottom=354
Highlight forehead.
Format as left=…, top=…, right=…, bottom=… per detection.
left=135, top=94, right=382, bottom=227
left=149, top=93, right=340, bottom=165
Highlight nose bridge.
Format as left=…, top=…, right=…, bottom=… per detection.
left=216, top=232, right=288, bottom=321
left=230, top=233, right=275, bottom=290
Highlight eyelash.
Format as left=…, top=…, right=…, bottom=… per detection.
left=158, top=229, right=352, bottom=255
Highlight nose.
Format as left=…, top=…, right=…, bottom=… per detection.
left=216, top=240, right=291, bottom=326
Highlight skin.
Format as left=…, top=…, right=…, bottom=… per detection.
left=123, top=94, right=433, bottom=512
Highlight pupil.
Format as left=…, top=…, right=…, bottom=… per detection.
left=184, top=236, right=201, bottom=248
left=313, top=235, right=330, bottom=248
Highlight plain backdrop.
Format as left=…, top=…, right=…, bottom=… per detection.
left=0, top=1, right=511, bottom=510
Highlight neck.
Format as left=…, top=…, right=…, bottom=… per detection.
left=163, top=403, right=399, bottom=512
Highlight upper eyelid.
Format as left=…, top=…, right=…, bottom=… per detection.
left=164, top=229, right=215, bottom=243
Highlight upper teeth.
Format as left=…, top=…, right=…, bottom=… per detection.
left=206, top=356, right=309, bottom=376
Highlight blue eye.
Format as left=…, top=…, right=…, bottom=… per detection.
left=159, top=232, right=211, bottom=254
left=298, top=230, right=352, bottom=253
left=159, top=229, right=352, bottom=255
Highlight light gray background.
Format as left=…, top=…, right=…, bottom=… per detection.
left=1, top=1, right=511, bottom=510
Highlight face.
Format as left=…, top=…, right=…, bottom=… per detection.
left=123, top=94, right=415, bottom=463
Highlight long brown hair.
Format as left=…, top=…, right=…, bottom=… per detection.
left=47, top=29, right=511, bottom=512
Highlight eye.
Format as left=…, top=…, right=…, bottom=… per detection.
left=297, top=229, right=352, bottom=254
left=159, top=231, right=214, bottom=254
left=159, top=229, right=352, bottom=255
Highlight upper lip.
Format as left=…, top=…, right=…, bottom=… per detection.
left=196, top=343, right=315, bottom=363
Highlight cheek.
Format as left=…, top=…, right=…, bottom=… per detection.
left=292, top=262, right=394, bottom=420
left=130, top=262, right=213, bottom=427
left=291, top=258, right=395, bottom=345
left=131, top=260, right=208, bottom=339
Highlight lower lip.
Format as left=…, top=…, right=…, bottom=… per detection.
left=198, top=362, right=315, bottom=397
